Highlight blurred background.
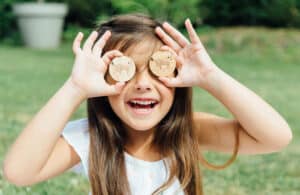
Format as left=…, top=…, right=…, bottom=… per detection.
left=0, top=0, right=299, bottom=194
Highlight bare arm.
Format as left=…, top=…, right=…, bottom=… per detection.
left=2, top=78, right=84, bottom=186
left=196, top=67, right=292, bottom=153
left=2, top=30, right=125, bottom=186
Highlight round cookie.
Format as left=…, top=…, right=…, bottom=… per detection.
left=149, top=51, right=176, bottom=77
left=109, top=56, right=136, bottom=82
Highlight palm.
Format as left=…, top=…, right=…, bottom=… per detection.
left=156, top=19, right=217, bottom=88
left=70, top=31, right=124, bottom=98
left=72, top=53, right=108, bottom=97
left=176, top=43, right=215, bottom=86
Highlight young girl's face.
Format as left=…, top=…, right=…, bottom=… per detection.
left=107, top=40, right=175, bottom=131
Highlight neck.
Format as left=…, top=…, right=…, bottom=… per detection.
left=124, top=127, right=161, bottom=161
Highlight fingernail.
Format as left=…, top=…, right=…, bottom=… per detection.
left=185, top=18, right=190, bottom=25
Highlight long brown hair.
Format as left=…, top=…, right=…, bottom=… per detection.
left=87, top=13, right=239, bottom=195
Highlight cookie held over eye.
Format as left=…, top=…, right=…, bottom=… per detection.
left=149, top=51, right=176, bottom=77
left=109, top=56, right=136, bottom=82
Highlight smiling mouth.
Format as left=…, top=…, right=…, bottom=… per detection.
left=127, top=99, right=159, bottom=109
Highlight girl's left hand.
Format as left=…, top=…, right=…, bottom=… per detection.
left=155, top=19, right=219, bottom=88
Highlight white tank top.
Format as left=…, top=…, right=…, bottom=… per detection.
left=61, top=118, right=184, bottom=195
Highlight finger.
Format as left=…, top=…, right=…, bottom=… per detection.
left=92, top=30, right=111, bottom=56
left=155, top=27, right=181, bottom=52
left=72, top=32, right=83, bottom=55
left=158, top=77, right=182, bottom=88
left=160, top=45, right=177, bottom=56
left=185, top=18, right=201, bottom=44
left=161, top=22, right=190, bottom=47
left=83, top=31, right=98, bottom=52
left=106, top=82, right=126, bottom=95
left=102, top=50, right=123, bottom=65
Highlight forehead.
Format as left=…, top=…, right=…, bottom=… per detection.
left=123, top=39, right=163, bottom=68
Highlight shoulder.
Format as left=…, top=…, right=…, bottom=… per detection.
left=61, top=118, right=90, bottom=176
left=61, top=117, right=89, bottom=149
left=63, top=118, right=89, bottom=132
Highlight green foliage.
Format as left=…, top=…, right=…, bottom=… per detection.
left=0, top=0, right=29, bottom=44
left=62, top=0, right=113, bottom=27
left=2, top=0, right=300, bottom=44
left=198, top=0, right=266, bottom=26
left=199, top=0, right=300, bottom=27
left=0, top=0, right=202, bottom=44
left=262, top=0, right=300, bottom=27
left=111, top=0, right=201, bottom=28
left=62, top=24, right=93, bottom=42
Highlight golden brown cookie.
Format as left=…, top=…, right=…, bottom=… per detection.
left=149, top=51, right=176, bottom=77
left=109, top=56, right=136, bottom=82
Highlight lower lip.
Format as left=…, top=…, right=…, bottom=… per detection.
left=126, top=103, right=158, bottom=116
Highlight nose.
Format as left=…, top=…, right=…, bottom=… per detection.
left=133, top=71, right=152, bottom=92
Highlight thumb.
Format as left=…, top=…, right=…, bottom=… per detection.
left=106, top=82, right=126, bottom=95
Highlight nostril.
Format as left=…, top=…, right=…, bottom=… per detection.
left=134, top=74, right=152, bottom=91
left=135, top=84, right=151, bottom=91
left=136, top=86, right=151, bottom=91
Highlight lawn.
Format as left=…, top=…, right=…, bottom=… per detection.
left=0, top=27, right=299, bottom=195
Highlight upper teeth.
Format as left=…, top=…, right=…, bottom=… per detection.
left=130, top=100, right=156, bottom=105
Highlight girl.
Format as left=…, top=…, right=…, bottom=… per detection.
left=3, top=13, right=292, bottom=195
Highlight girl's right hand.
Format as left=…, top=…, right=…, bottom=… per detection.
left=69, top=30, right=125, bottom=99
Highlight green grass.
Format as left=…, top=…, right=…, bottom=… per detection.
left=0, top=27, right=300, bottom=194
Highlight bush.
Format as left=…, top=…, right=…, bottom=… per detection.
left=62, top=0, right=113, bottom=27
left=0, top=0, right=30, bottom=44
left=199, top=0, right=300, bottom=27
left=2, top=0, right=300, bottom=44
left=262, top=0, right=300, bottom=27
left=62, top=24, right=93, bottom=42
left=110, top=0, right=201, bottom=28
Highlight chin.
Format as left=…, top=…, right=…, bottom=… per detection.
left=123, top=119, right=159, bottom=131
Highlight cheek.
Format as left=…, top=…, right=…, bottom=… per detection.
left=108, top=95, right=122, bottom=113
left=162, top=87, right=175, bottom=108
